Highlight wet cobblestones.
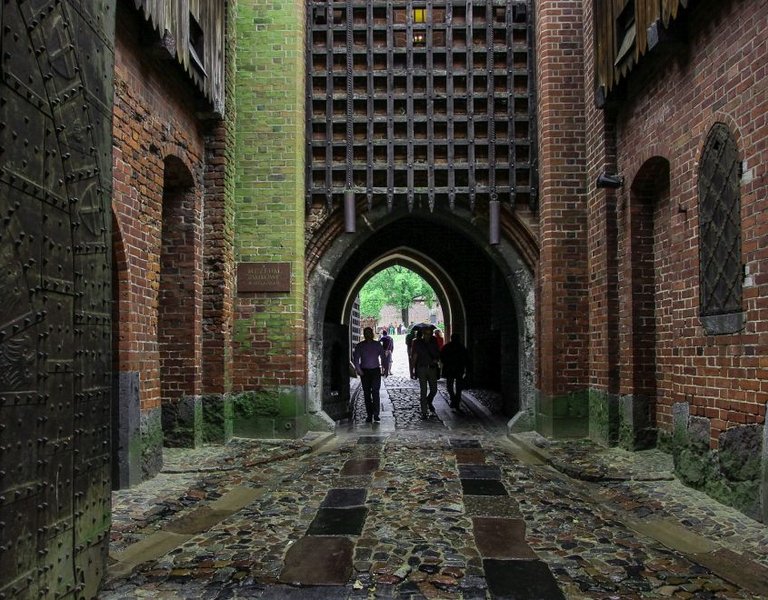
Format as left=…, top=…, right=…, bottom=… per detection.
left=103, top=379, right=768, bottom=599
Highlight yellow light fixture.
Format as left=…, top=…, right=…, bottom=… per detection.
left=413, top=8, right=426, bottom=23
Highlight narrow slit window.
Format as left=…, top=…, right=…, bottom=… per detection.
left=189, top=12, right=205, bottom=75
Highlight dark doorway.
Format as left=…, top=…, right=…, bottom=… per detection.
left=320, top=214, right=522, bottom=420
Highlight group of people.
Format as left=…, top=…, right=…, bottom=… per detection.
left=352, top=324, right=468, bottom=423
left=407, top=325, right=468, bottom=419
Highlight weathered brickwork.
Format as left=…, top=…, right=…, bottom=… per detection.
left=586, top=0, right=768, bottom=443
left=202, top=3, right=238, bottom=397
left=232, top=0, right=307, bottom=397
left=112, top=5, right=209, bottom=473
left=534, top=0, right=590, bottom=427
left=580, top=0, right=768, bottom=517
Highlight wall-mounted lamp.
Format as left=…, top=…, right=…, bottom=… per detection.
left=344, top=189, right=356, bottom=233
left=489, top=198, right=500, bottom=245
left=595, top=173, right=624, bottom=189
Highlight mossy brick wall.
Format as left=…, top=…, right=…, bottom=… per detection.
left=534, top=0, right=590, bottom=403
left=202, top=0, right=238, bottom=396
left=232, top=0, right=307, bottom=393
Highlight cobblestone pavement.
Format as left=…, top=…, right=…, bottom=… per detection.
left=102, top=379, right=768, bottom=599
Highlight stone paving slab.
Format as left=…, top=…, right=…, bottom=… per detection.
left=472, top=517, right=539, bottom=560
left=458, top=464, right=502, bottom=480
left=484, top=558, right=565, bottom=599
left=320, top=488, right=367, bottom=508
left=340, top=458, right=380, bottom=476
left=461, top=479, right=508, bottom=496
left=279, top=536, right=354, bottom=585
left=307, top=506, right=368, bottom=535
left=453, top=448, right=487, bottom=464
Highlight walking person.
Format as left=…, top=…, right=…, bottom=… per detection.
left=411, top=326, right=441, bottom=418
left=405, top=326, right=420, bottom=380
left=352, top=326, right=387, bottom=423
left=379, top=328, right=394, bottom=376
left=434, top=328, right=445, bottom=351
left=440, top=333, right=469, bottom=410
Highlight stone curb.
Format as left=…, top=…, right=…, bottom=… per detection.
left=509, top=433, right=675, bottom=483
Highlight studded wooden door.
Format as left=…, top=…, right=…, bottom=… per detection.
left=0, top=1, right=115, bottom=598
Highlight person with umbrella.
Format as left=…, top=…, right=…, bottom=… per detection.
left=410, top=324, right=441, bottom=418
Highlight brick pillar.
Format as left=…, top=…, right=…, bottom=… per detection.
left=201, top=4, right=238, bottom=444
left=231, top=0, right=309, bottom=438
left=535, top=0, right=590, bottom=437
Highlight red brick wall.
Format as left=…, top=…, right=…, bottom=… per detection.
left=112, top=6, right=207, bottom=412
left=583, top=0, right=620, bottom=395
left=589, top=0, right=768, bottom=445
left=535, top=0, right=590, bottom=396
left=201, top=4, right=237, bottom=396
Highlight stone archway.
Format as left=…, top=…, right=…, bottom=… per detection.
left=340, top=248, right=467, bottom=338
left=306, top=206, right=535, bottom=428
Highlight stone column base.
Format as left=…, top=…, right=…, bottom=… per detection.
left=534, top=390, right=589, bottom=439
left=162, top=395, right=203, bottom=448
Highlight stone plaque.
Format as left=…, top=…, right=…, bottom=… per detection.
left=237, top=262, right=291, bottom=293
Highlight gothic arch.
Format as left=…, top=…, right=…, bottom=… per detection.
left=305, top=205, right=536, bottom=428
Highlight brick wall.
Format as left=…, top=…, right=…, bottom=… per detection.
left=232, top=0, right=307, bottom=393
left=535, top=0, right=589, bottom=398
left=583, top=0, right=620, bottom=399
left=588, top=0, right=768, bottom=445
left=376, top=302, right=445, bottom=332
left=202, top=3, right=238, bottom=396
left=112, top=4, right=211, bottom=473
left=112, top=11, right=206, bottom=407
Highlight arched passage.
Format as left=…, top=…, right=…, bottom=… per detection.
left=111, top=211, right=141, bottom=489
left=306, top=206, right=536, bottom=428
left=341, top=248, right=467, bottom=338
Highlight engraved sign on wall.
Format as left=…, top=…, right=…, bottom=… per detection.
left=237, top=263, right=292, bottom=293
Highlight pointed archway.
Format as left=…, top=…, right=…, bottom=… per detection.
left=306, top=205, right=536, bottom=428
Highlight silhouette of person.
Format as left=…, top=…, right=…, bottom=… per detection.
left=440, top=333, right=469, bottom=410
left=352, top=326, right=387, bottom=423
left=411, top=326, right=441, bottom=418
left=380, top=328, right=394, bottom=376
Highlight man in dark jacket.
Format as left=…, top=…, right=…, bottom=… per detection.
left=352, top=327, right=387, bottom=423
left=380, top=329, right=394, bottom=376
left=440, top=333, right=469, bottom=410
left=411, top=326, right=441, bottom=418
left=405, top=326, right=420, bottom=379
